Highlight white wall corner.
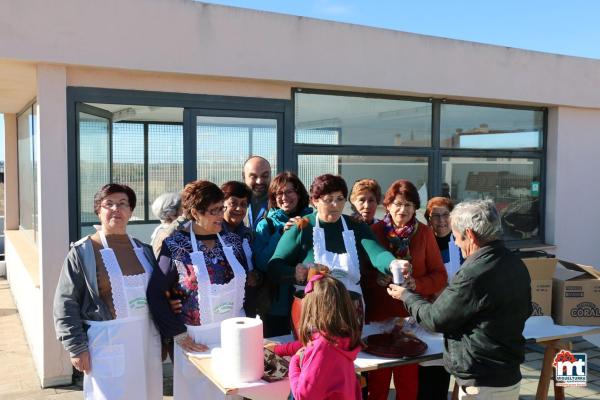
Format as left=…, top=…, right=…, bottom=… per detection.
left=35, top=64, right=72, bottom=386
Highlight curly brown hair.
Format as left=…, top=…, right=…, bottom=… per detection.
left=298, top=275, right=361, bottom=350
left=383, top=179, right=420, bottom=210
left=181, top=180, right=224, bottom=219
left=425, top=196, right=455, bottom=221
left=93, top=183, right=137, bottom=215
left=267, top=171, right=310, bottom=211
left=309, top=174, right=348, bottom=201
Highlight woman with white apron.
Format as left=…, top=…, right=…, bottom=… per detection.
left=54, top=184, right=163, bottom=400
left=267, top=174, right=402, bottom=322
left=146, top=180, right=250, bottom=400
left=85, top=231, right=163, bottom=399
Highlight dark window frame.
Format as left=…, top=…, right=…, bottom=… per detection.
left=67, top=87, right=292, bottom=242
left=292, top=88, right=547, bottom=248
left=66, top=86, right=547, bottom=248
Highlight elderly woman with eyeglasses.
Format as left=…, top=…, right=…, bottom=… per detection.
left=54, top=183, right=162, bottom=400
left=253, top=171, right=313, bottom=337
left=411, top=196, right=464, bottom=400
left=147, top=180, right=250, bottom=400
left=268, top=174, right=406, bottom=317
left=365, top=180, right=447, bottom=400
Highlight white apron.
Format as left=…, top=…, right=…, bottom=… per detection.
left=313, top=216, right=362, bottom=295
left=174, top=225, right=246, bottom=400
left=83, top=232, right=162, bottom=400
left=445, top=234, right=462, bottom=282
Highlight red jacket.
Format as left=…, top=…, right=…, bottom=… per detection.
left=289, top=334, right=362, bottom=400
left=364, top=221, right=446, bottom=322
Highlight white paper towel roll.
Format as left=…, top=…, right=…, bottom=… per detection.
left=213, top=317, right=264, bottom=384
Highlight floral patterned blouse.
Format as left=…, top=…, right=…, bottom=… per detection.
left=153, top=228, right=248, bottom=334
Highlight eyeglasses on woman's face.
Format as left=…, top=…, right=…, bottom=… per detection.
left=319, top=195, right=346, bottom=206
left=390, top=201, right=414, bottom=210
left=275, top=189, right=296, bottom=199
left=430, top=212, right=450, bottom=221
left=203, top=205, right=227, bottom=216
left=225, top=198, right=248, bottom=210
left=101, top=201, right=130, bottom=210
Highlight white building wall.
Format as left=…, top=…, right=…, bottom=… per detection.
left=547, top=106, right=600, bottom=266
left=1, top=0, right=600, bottom=109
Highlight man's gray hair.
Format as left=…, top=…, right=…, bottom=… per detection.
left=450, top=199, right=502, bottom=244
left=151, top=192, right=181, bottom=223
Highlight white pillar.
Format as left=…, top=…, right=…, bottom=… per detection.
left=36, top=64, right=72, bottom=386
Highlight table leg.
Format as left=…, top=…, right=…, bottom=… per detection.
left=452, top=382, right=459, bottom=400
left=535, top=340, right=571, bottom=400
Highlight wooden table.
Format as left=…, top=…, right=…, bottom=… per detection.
left=189, top=317, right=600, bottom=400
left=187, top=355, right=290, bottom=400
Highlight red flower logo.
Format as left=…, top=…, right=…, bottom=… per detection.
left=553, top=350, right=576, bottom=367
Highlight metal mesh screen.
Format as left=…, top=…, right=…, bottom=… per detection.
left=79, top=114, right=110, bottom=223
left=196, top=118, right=277, bottom=185
left=148, top=123, right=184, bottom=216
left=112, top=123, right=145, bottom=220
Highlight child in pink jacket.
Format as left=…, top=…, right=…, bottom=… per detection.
left=287, top=274, right=363, bottom=400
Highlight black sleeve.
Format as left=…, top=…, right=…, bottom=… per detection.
left=147, top=243, right=187, bottom=338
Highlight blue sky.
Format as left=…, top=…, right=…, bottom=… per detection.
left=2, top=1, right=598, bottom=162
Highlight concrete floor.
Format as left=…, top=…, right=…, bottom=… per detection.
left=1, top=277, right=599, bottom=399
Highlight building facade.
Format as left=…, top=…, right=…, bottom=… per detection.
left=1, top=0, right=600, bottom=386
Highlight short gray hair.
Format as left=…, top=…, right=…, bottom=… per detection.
left=450, top=199, right=502, bottom=244
left=151, top=192, right=181, bottom=223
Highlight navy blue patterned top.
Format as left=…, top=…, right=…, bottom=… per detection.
left=147, top=228, right=248, bottom=338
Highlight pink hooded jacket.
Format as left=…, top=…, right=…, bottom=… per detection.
left=289, top=333, right=362, bottom=400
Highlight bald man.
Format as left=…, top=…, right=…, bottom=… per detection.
left=243, top=156, right=272, bottom=230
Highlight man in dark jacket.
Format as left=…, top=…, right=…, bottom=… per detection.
left=388, top=199, right=531, bottom=399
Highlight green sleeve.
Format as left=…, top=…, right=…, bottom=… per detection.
left=267, top=224, right=304, bottom=285
left=355, top=222, right=395, bottom=274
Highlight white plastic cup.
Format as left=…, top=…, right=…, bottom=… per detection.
left=391, top=260, right=410, bottom=285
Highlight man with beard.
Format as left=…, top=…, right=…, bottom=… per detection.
left=243, top=156, right=272, bottom=230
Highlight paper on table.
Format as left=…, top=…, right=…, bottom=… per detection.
left=185, top=321, right=221, bottom=359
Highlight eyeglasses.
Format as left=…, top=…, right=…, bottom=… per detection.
left=319, top=196, right=346, bottom=206
left=225, top=200, right=248, bottom=209
left=391, top=202, right=414, bottom=209
left=430, top=212, right=450, bottom=221
left=204, top=206, right=226, bottom=216
left=101, top=201, right=130, bottom=210
left=275, top=189, right=296, bottom=199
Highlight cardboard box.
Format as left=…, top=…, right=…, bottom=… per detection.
left=552, top=260, right=600, bottom=326
left=523, top=258, right=557, bottom=316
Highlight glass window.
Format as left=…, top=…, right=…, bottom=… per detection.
left=298, top=154, right=428, bottom=218
left=295, top=93, right=431, bottom=147
left=17, top=103, right=38, bottom=242
left=196, top=116, right=277, bottom=185
left=148, top=123, right=184, bottom=214
left=112, top=123, right=145, bottom=220
left=442, top=157, right=541, bottom=240
left=441, top=104, right=543, bottom=149
left=79, top=112, right=110, bottom=224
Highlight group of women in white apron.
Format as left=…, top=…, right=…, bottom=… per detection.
left=56, top=175, right=427, bottom=400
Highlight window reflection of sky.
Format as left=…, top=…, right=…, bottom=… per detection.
left=459, top=131, right=540, bottom=149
